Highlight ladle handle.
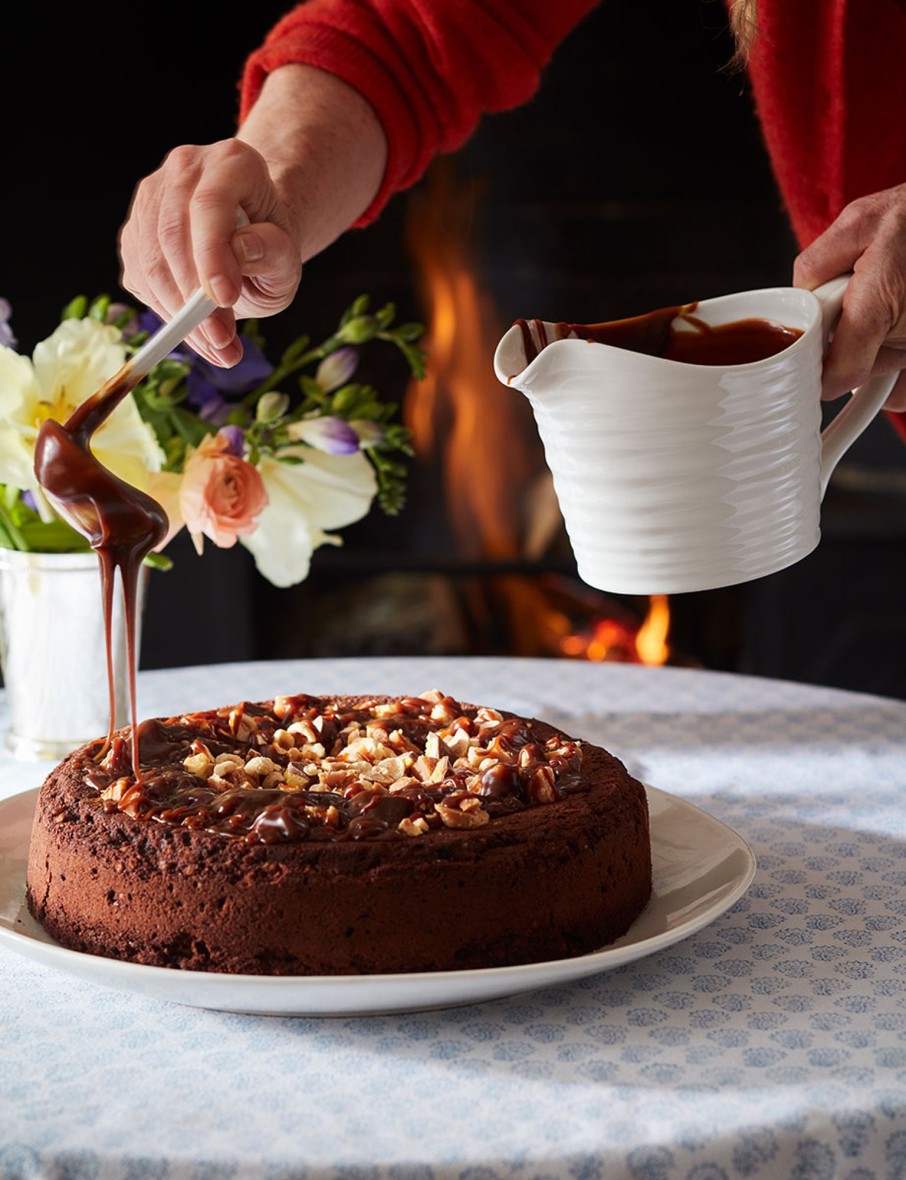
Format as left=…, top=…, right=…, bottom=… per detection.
left=812, top=274, right=897, bottom=497
left=128, top=288, right=217, bottom=381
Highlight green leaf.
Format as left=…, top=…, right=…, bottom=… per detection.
left=342, top=295, right=371, bottom=324
left=88, top=294, right=112, bottom=323
left=61, top=295, right=88, bottom=321
left=23, top=288, right=425, bottom=579
left=143, top=551, right=173, bottom=572
left=19, top=518, right=91, bottom=552
left=375, top=302, right=396, bottom=329
left=393, top=322, right=426, bottom=342
left=330, top=385, right=365, bottom=414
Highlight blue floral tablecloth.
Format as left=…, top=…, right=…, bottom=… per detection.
left=1, top=655, right=905, bottom=1180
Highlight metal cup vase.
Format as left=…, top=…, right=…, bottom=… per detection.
left=0, top=549, right=146, bottom=761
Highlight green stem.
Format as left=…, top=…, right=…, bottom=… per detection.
left=0, top=499, right=29, bottom=551
left=29, top=486, right=57, bottom=524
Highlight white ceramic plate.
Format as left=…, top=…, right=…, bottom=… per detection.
left=0, top=785, right=755, bottom=1016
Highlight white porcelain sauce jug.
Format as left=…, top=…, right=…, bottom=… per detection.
left=493, top=276, right=896, bottom=594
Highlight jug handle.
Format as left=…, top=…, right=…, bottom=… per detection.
left=811, top=274, right=898, bottom=498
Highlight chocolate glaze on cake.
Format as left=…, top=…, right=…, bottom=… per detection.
left=26, top=690, right=652, bottom=975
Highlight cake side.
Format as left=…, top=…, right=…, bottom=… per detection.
left=26, top=691, right=652, bottom=975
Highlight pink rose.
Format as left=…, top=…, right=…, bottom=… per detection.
left=179, top=431, right=268, bottom=553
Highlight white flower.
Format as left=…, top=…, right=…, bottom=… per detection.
left=0, top=318, right=164, bottom=491
left=241, top=446, right=377, bottom=588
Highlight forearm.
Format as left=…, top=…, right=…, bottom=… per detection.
left=239, top=0, right=599, bottom=223
left=237, top=63, right=388, bottom=264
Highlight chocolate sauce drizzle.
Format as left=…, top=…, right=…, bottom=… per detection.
left=84, top=693, right=587, bottom=845
left=516, top=304, right=803, bottom=368
left=33, top=368, right=168, bottom=775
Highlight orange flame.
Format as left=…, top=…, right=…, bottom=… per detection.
left=635, top=594, right=671, bottom=665
left=560, top=594, right=671, bottom=665
left=403, top=161, right=671, bottom=666
left=403, top=160, right=541, bottom=561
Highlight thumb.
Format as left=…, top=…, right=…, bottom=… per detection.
left=230, top=222, right=302, bottom=317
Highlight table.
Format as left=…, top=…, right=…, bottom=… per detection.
left=2, top=655, right=905, bottom=1179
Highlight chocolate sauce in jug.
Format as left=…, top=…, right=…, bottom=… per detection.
left=516, top=302, right=803, bottom=367
left=33, top=369, right=168, bottom=777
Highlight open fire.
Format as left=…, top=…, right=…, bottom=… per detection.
left=560, top=593, right=671, bottom=665
left=402, top=161, right=672, bottom=667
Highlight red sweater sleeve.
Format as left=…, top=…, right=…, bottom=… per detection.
left=239, top=0, right=599, bottom=224
left=746, top=0, right=906, bottom=247
left=745, top=0, right=906, bottom=440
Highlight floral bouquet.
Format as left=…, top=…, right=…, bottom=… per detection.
left=0, top=294, right=422, bottom=587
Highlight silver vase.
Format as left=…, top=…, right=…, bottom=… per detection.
left=0, top=549, right=146, bottom=761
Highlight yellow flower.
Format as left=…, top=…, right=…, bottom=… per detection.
left=0, top=317, right=164, bottom=492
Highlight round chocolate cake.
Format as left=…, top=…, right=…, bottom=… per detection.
left=26, top=690, right=651, bottom=975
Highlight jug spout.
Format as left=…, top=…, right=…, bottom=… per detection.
left=493, top=319, right=571, bottom=391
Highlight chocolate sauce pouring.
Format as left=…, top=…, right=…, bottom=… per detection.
left=32, top=289, right=216, bottom=776
left=34, top=373, right=168, bottom=774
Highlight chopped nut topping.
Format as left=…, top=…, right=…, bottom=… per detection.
left=435, top=801, right=490, bottom=828
left=244, top=755, right=282, bottom=778
left=100, top=777, right=132, bottom=803
left=227, top=707, right=258, bottom=741
left=398, top=815, right=429, bottom=837
left=283, top=766, right=309, bottom=789
left=94, top=689, right=585, bottom=845
left=183, top=751, right=214, bottom=778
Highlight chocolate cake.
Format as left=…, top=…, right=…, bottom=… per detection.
left=26, top=690, right=651, bottom=975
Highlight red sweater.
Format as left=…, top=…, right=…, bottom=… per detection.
left=240, top=0, right=906, bottom=433
left=240, top=0, right=906, bottom=241
left=240, top=0, right=600, bottom=223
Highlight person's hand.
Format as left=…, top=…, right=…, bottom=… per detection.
left=118, top=139, right=302, bottom=367
left=119, top=64, right=388, bottom=369
left=794, top=182, right=906, bottom=411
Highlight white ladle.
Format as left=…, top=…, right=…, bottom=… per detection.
left=126, top=287, right=217, bottom=381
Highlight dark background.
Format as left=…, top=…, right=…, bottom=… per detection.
left=5, top=0, right=906, bottom=696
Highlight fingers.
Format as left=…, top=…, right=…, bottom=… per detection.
left=230, top=223, right=303, bottom=317
left=182, top=313, right=243, bottom=368
left=121, top=145, right=208, bottom=318
left=793, top=194, right=876, bottom=291
left=186, top=142, right=267, bottom=309
left=181, top=222, right=302, bottom=367
left=821, top=266, right=904, bottom=400
left=793, top=185, right=906, bottom=403
left=119, top=139, right=301, bottom=367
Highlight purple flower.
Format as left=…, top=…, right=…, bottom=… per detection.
left=315, top=347, right=358, bottom=392
left=193, top=389, right=231, bottom=426
left=139, top=307, right=165, bottom=337
left=288, top=416, right=361, bottom=455
left=217, top=425, right=246, bottom=457
left=139, top=309, right=194, bottom=365
left=107, top=302, right=141, bottom=337
left=0, top=298, right=17, bottom=348
left=139, top=309, right=273, bottom=414
left=186, top=335, right=273, bottom=425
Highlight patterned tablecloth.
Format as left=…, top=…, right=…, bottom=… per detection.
left=1, top=655, right=905, bottom=1180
